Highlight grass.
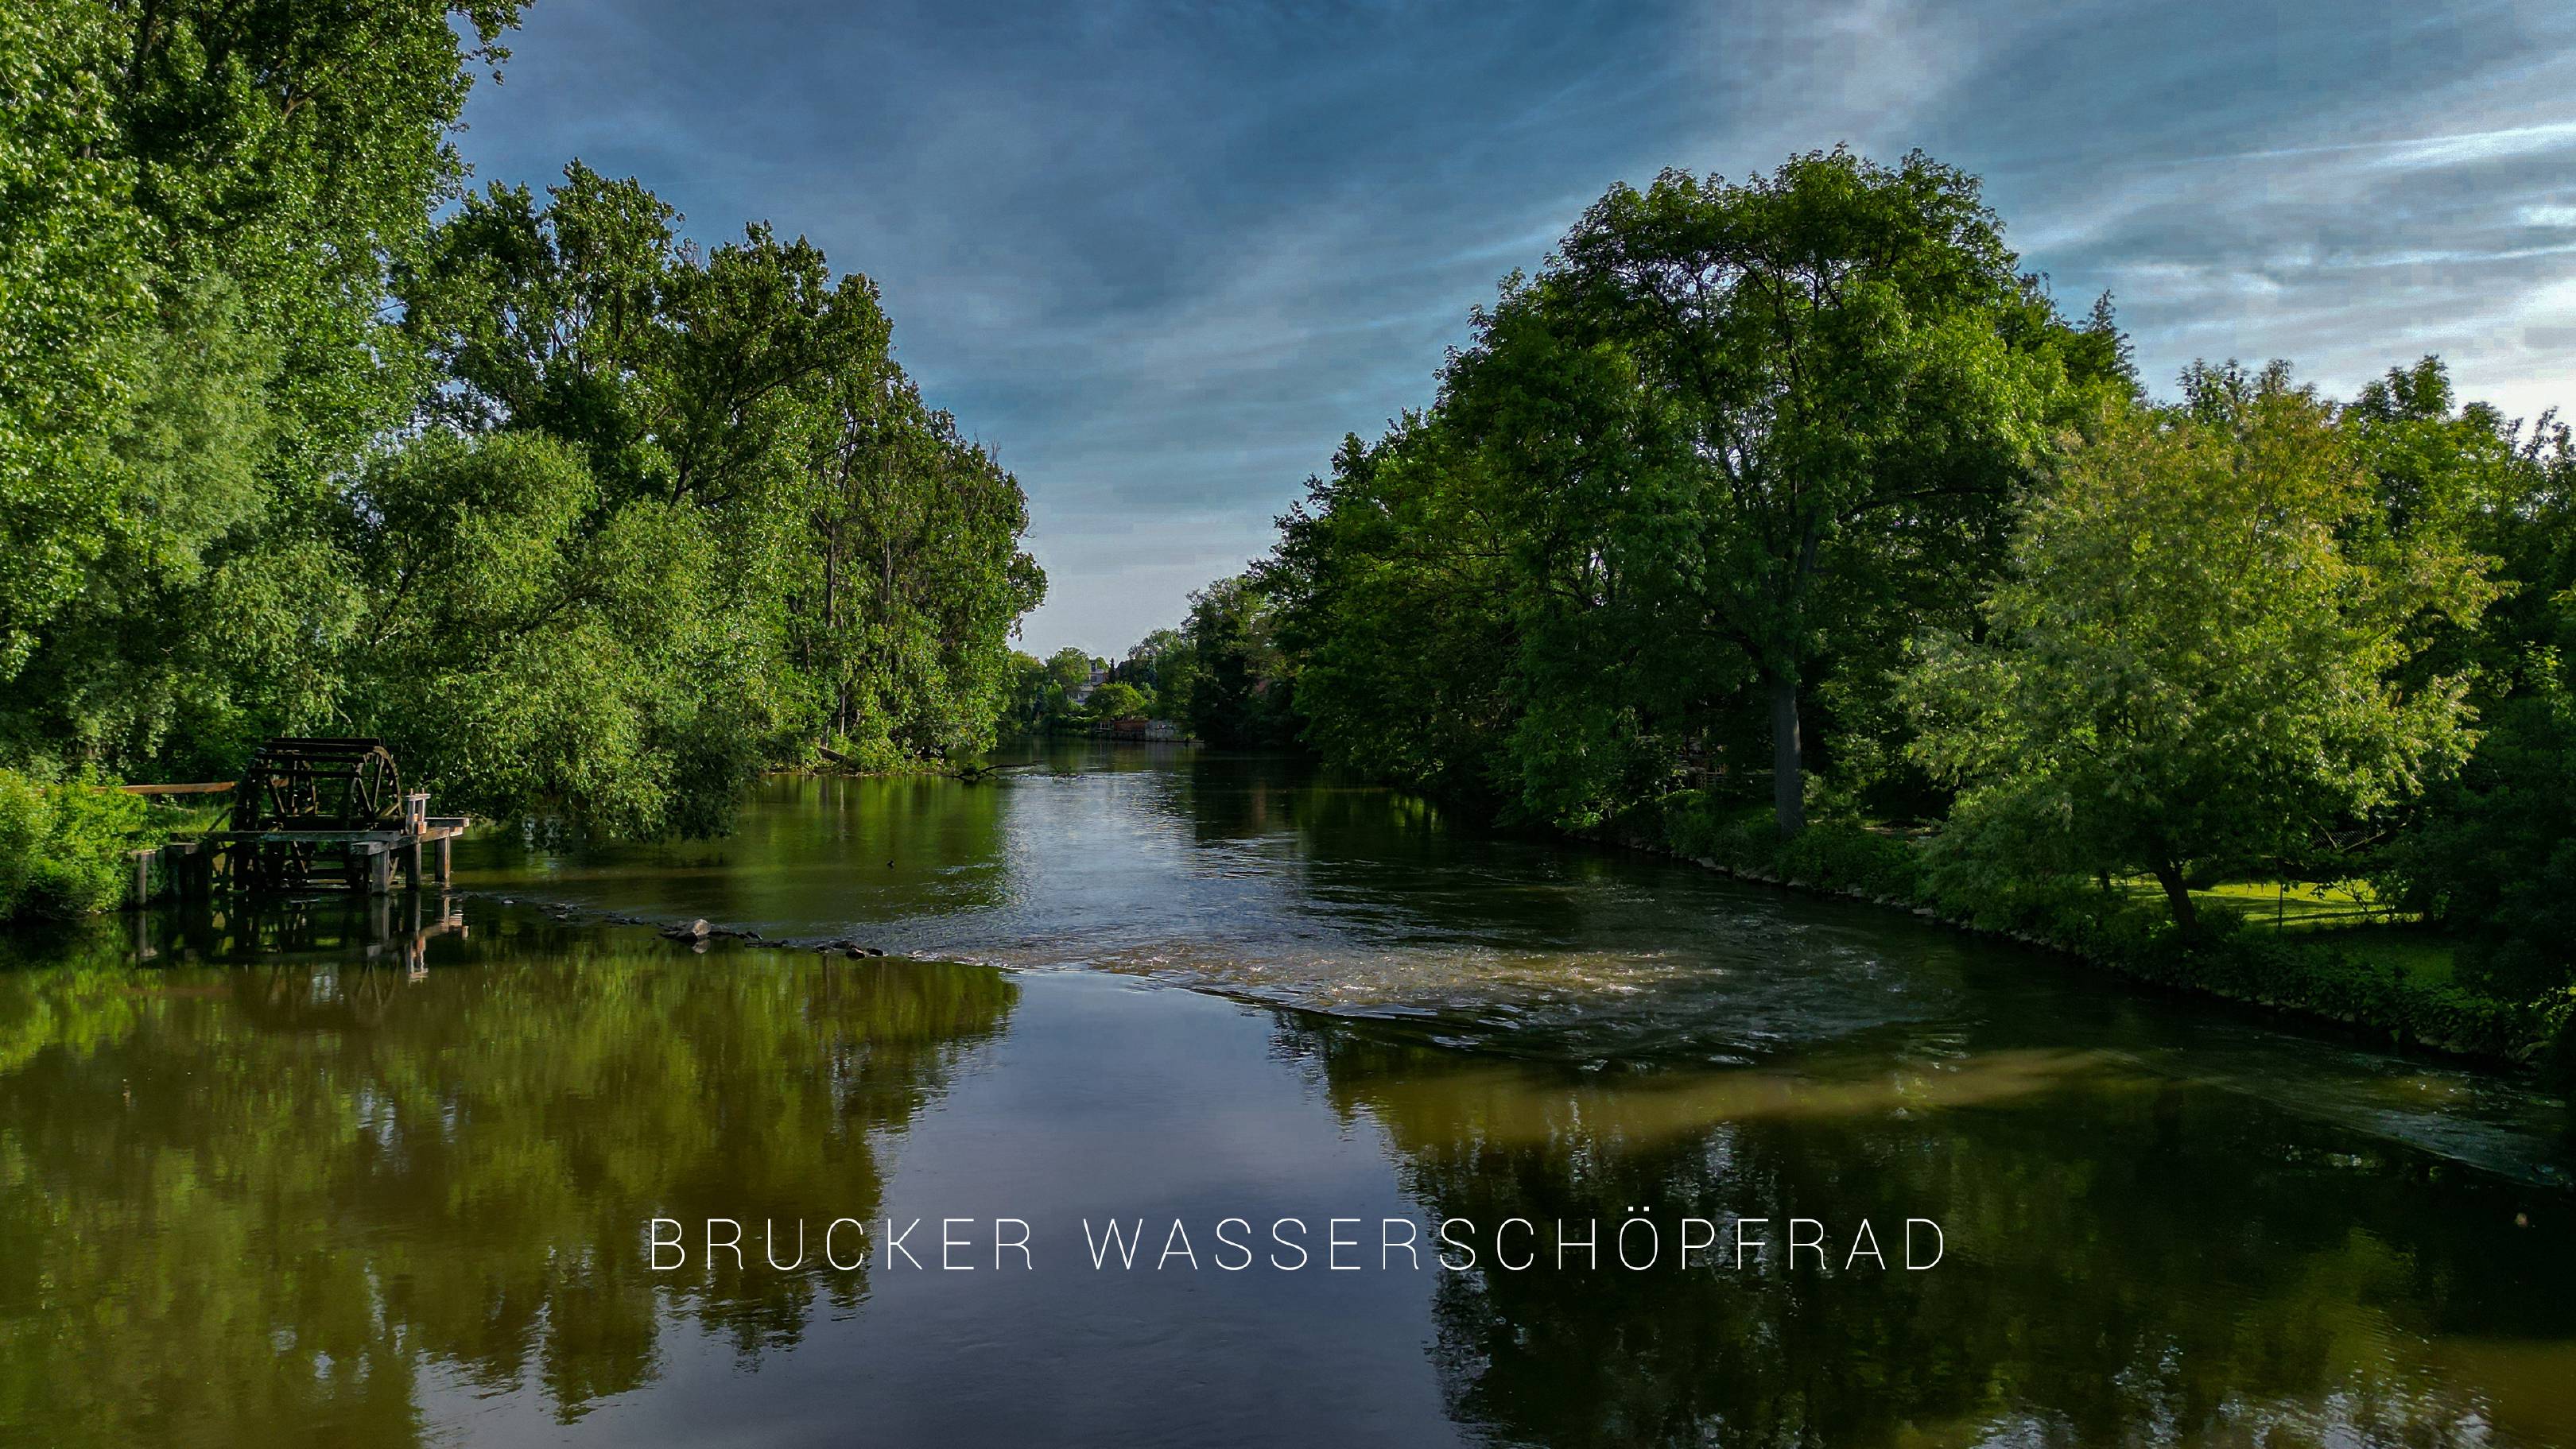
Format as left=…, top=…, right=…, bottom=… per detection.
left=2299, top=928, right=2458, bottom=986
left=2112, top=878, right=2457, bottom=986
left=2112, top=878, right=2400, bottom=930
left=1620, top=792, right=2554, bottom=1064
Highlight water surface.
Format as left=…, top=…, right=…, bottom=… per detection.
left=1, top=745, right=2570, bottom=1447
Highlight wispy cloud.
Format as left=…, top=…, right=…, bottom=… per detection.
left=460, top=0, right=2576, bottom=654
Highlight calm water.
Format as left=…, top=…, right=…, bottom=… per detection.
left=2, top=744, right=2571, bottom=1447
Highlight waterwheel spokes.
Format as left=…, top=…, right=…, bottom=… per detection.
left=228, top=738, right=408, bottom=892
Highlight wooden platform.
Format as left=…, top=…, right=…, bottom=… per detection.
left=131, top=816, right=472, bottom=905
left=122, top=744, right=471, bottom=905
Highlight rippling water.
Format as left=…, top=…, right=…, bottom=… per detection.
left=1, top=743, right=2569, bottom=1447
left=463, top=746, right=2569, bottom=1184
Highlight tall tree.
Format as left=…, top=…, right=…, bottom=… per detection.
left=1, top=0, right=523, bottom=773
left=1530, top=149, right=2065, bottom=835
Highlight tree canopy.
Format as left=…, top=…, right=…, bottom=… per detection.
left=0, top=4, right=1042, bottom=850
left=1903, top=364, right=2495, bottom=935
left=1263, top=149, right=2122, bottom=827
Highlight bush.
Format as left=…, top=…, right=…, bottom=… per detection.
left=2540, top=989, right=2576, bottom=1095
left=0, top=769, right=147, bottom=923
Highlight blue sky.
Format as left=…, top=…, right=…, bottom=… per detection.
left=455, top=0, right=2576, bottom=658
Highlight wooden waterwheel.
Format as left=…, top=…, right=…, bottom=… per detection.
left=230, top=738, right=404, bottom=891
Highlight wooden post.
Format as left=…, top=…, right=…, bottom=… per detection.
left=434, top=835, right=452, bottom=886
left=168, top=840, right=208, bottom=903
left=400, top=836, right=422, bottom=893
left=366, top=843, right=393, bottom=895
left=126, top=849, right=154, bottom=910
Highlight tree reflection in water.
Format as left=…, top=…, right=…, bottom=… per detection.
left=0, top=905, right=1015, bottom=1447
left=2, top=878, right=2571, bottom=1448
left=1286, top=1017, right=2576, bottom=1448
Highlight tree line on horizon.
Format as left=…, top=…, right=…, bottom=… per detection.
left=997, top=575, right=1302, bottom=745
left=1139, top=149, right=2574, bottom=1005
left=0, top=1, right=1042, bottom=917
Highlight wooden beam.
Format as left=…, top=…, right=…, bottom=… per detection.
left=202, top=830, right=438, bottom=846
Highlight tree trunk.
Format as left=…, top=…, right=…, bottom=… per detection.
left=2151, top=858, right=2199, bottom=939
left=1769, top=670, right=1805, bottom=839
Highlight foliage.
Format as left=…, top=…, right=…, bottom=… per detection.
left=0, top=2, right=153, bottom=684
left=332, top=432, right=781, bottom=835
left=1263, top=149, right=2113, bottom=829
left=1123, top=627, right=1201, bottom=725
left=0, top=6, right=1042, bottom=859
left=1, top=0, right=521, bottom=773
left=1085, top=680, right=1151, bottom=720
left=1267, top=423, right=1521, bottom=805
left=394, top=165, right=1041, bottom=820
left=994, top=650, right=1053, bottom=738
left=0, top=767, right=145, bottom=921
left=1178, top=575, right=1298, bottom=746
left=2357, top=360, right=2576, bottom=998
left=0, top=920, right=1018, bottom=1438
left=1903, top=366, right=2494, bottom=936
left=1619, top=786, right=2544, bottom=1059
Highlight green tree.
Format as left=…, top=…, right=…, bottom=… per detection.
left=1904, top=366, right=2495, bottom=936
left=1266, top=422, right=1521, bottom=804
left=1266, top=151, right=2113, bottom=829
left=2354, top=359, right=2576, bottom=995
left=1530, top=149, right=2067, bottom=836
left=1181, top=575, right=1296, bottom=746
left=332, top=431, right=785, bottom=837
left=0, top=767, right=144, bottom=920
left=994, top=650, right=1051, bottom=738
left=398, top=163, right=1041, bottom=811
left=1123, top=627, right=1201, bottom=723
left=0, top=2, right=155, bottom=686
left=2, top=0, right=522, bottom=776
left=1044, top=648, right=1093, bottom=691
left=1085, top=680, right=1150, bottom=720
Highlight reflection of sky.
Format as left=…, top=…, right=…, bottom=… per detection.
left=456, top=2, right=2576, bottom=656
left=459, top=754, right=2572, bottom=1184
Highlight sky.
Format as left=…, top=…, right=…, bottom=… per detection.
left=453, top=0, right=2576, bottom=659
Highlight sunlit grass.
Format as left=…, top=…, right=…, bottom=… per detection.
left=2108, top=878, right=2458, bottom=986
left=2109, top=878, right=2399, bottom=928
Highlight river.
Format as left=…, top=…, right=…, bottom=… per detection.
left=1, top=744, right=2570, bottom=1446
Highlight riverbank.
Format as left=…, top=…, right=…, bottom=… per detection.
left=1598, top=790, right=2576, bottom=1079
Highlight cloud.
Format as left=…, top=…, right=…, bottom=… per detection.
left=458, top=0, right=2576, bottom=655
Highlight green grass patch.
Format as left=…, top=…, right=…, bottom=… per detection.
left=1603, top=788, right=2555, bottom=1068
left=2291, top=927, right=2457, bottom=987
left=2106, top=878, right=2402, bottom=931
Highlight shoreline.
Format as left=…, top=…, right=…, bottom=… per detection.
left=1585, top=806, right=2567, bottom=1076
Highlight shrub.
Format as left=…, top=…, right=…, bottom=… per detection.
left=0, top=769, right=147, bottom=923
